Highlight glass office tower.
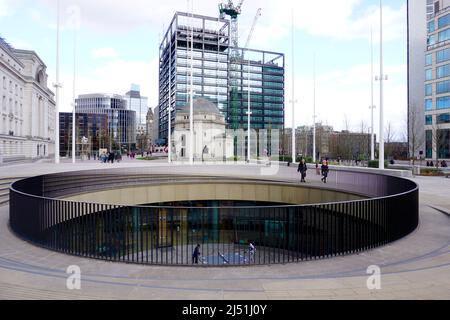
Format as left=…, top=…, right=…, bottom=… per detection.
left=158, top=12, right=285, bottom=142
left=124, top=84, right=149, bottom=134
left=424, top=3, right=450, bottom=159
left=75, top=94, right=136, bottom=151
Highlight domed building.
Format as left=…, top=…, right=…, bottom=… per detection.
left=173, top=98, right=233, bottom=161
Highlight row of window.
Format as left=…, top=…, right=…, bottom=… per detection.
left=426, top=80, right=450, bottom=95
left=425, top=96, right=450, bottom=110
left=426, top=63, right=450, bottom=80
left=428, top=28, right=450, bottom=46
left=2, top=76, right=24, bottom=98
left=1, top=95, right=23, bottom=117
left=425, top=113, right=450, bottom=125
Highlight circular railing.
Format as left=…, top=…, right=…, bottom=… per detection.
left=9, top=168, right=419, bottom=266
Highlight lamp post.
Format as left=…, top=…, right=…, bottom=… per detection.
left=370, top=27, right=376, bottom=161
left=247, top=52, right=252, bottom=163
left=313, top=53, right=317, bottom=163
left=72, top=25, right=77, bottom=164
left=189, top=0, right=194, bottom=165
left=377, top=0, right=387, bottom=169
left=168, top=40, right=173, bottom=163
left=53, top=0, right=62, bottom=164
left=291, top=8, right=297, bottom=164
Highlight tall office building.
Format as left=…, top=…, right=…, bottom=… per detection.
left=424, top=0, right=450, bottom=160
left=124, top=84, right=148, bottom=135
left=409, top=0, right=450, bottom=160
left=0, top=36, right=56, bottom=164
left=75, top=94, right=136, bottom=151
left=158, top=12, right=285, bottom=142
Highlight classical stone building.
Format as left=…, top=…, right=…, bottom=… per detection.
left=173, top=98, right=233, bottom=161
left=0, top=37, right=56, bottom=164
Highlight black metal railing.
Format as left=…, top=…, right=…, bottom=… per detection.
left=9, top=170, right=419, bottom=266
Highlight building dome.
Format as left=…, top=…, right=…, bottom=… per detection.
left=178, top=97, right=221, bottom=115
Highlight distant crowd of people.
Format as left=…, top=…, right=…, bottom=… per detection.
left=426, top=160, right=448, bottom=168
left=99, top=151, right=122, bottom=164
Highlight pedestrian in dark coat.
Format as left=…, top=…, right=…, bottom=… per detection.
left=321, top=159, right=329, bottom=183
left=297, top=159, right=308, bottom=183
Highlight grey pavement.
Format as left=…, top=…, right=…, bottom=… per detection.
left=0, top=161, right=449, bottom=300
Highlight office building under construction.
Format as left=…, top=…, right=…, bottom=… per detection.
left=158, top=11, right=285, bottom=142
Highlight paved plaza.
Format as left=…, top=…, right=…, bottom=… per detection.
left=0, top=161, right=449, bottom=300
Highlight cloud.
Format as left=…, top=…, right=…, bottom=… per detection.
left=285, top=62, right=408, bottom=140
left=32, top=0, right=406, bottom=43
left=92, top=47, right=120, bottom=59
left=47, top=57, right=159, bottom=113
left=0, top=0, right=15, bottom=17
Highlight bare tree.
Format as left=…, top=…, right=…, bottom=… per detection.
left=408, top=105, right=425, bottom=165
left=343, top=114, right=351, bottom=132
left=431, top=122, right=446, bottom=168
left=359, top=120, right=368, bottom=134
left=385, top=122, right=396, bottom=160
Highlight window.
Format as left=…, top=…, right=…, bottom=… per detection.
left=438, top=28, right=450, bottom=42
left=426, top=130, right=433, bottom=158
left=428, top=34, right=436, bottom=45
left=438, top=13, right=450, bottom=29
left=437, top=48, right=450, bottom=62
left=437, top=80, right=450, bottom=94
left=425, top=83, right=433, bottom=96
left=425, top=115, right=433, bottom=125
left=437, top=64, right=450, bottom=78
left=426, top=53, right=433, bottom=66
left=426, top=69, right=433, bottom=80
left=428, top=20, right=435, bottom=33
left=425, top=99, right=433, bottom=111
left=437, top=113, right=450, bottom=124
left=437, top=96, right=450, bottom=109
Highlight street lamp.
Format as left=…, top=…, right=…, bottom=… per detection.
left=377, top=0, right=388, bottom=169
left=291, top=8, right=297, bottom=164
left=313, top=53, right=317, bottom=163
left=370, top=27, right=376, bottom=162
left=53, top=0, right=62, bottom=164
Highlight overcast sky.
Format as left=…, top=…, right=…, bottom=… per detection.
left=0, top=0, right=408, bottom=140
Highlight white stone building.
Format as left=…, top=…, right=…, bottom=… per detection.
left=0, top=37, right=55, bottom=164
left=173, top=98, right=234, bottom=161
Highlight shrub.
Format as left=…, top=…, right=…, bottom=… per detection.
left=368, top=160, right=389, bottom=168
left=420, top=168, right=443, bottom=176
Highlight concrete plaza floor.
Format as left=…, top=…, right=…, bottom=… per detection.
left=0, top=160, right=449, bottom=300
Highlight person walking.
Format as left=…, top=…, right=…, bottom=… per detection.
left=192, top=244, right=201, bottom=264
left=321, top=159, right=330, bottom=184
left=248, top=241, right=256, bottom=263
left=297, top=158, right=308, bottom=183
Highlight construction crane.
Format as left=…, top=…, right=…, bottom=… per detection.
left=244, top=8, right=261, bottom=50
left=219, top=0, right=245, bottom=50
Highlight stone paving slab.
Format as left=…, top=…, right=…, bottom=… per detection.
left=0, top=163, right=449, bottom=300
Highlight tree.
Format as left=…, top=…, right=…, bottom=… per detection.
left=385, top=122, right=396, bottom=160
left=407, top=105, right=425, bottom=165
left=431, top=122, right=446, bottom=168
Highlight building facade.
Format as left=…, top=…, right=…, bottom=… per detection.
left=0, top=37, right=56, bottom=164
left=158, top=12, right=285, bottom=143
left=59, top=113, right=108, bottom=157
left=173, top=97, right=233, bottom=161
left=282, top=124, right=373, bottom=161
left=75, top=94, right=136, bottom=152
left=424, top=1, right=450, bottom=160
left=124, top=84, right=148, bottom=135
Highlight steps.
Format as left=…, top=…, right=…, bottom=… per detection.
left=0, top=178, right=21, bottom=207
